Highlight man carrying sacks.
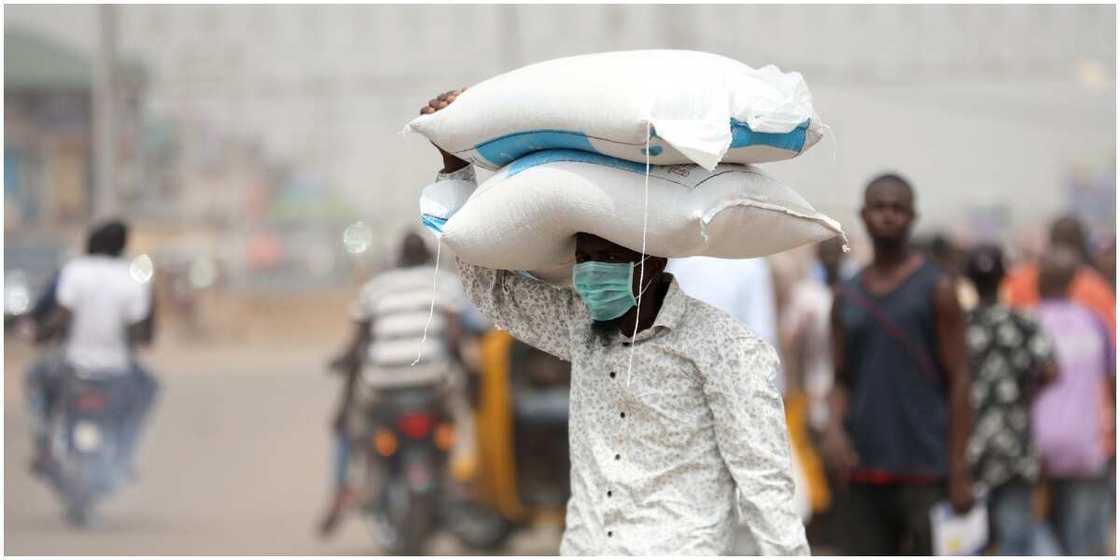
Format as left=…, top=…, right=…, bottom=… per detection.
left=420, top=89, right=811, bottom=555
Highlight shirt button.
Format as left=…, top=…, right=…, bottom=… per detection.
left=609, top=371, right=616, bottom=379
left=608, top=531, right=614, bottom=538
left=614, top=454, right=621, bottom=461
left=607, top=490, right=613, bottom=497
left=620, top=412, right=626, bottom=419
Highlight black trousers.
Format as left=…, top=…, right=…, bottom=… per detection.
left=838, top=481, right=945, bottom=555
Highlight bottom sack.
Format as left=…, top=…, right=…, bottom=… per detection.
left=423, top=150, right=844, bottom=285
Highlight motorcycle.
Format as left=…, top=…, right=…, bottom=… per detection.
left=42, top=371, right=132, bottom=527
left=356, top=385, right=456, bottom=555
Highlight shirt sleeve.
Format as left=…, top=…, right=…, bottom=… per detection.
left=455, top=258, right=576, bottom=362
left=702, top=335, right=810, bottom=555
left=125, top=280, right=152, bottom=324
left=1019, top=313, right=1055, bottom=379
left=1091, top=313, right=1116, bottom=378
left=55, top=262, right=78, bottom=310
left=440, top=164, right=578, bottom=361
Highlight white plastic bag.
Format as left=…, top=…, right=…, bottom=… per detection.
left=405, top=50, right=824, bottom=171
left=420, top=150, right=844, bottom=285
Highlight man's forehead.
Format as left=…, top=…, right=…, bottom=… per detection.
left=865, top=180, right=913, bottom=205
left=576, top=233, right=639, bottom=255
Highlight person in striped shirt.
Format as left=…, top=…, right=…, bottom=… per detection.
left=318, top=231, right=471, bottom=536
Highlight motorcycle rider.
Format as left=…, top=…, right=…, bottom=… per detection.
left=318, top=230, right=474, bottom=537
left=29, top=220, right=158, bottom=478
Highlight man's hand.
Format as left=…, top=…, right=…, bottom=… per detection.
left=419, top=89, right=470, bottom=173
left=820, top=426, right=859, bottom=479
left=419, top=89, right=465, bottom=116
left=329, top=353, right=359, bottom=375
left=948, top=472, right=976, bottom=514
left=332, top=409, right=349, bottom=435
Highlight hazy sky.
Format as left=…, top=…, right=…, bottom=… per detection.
left=6, top=4, right=1114, bottom=242
left=6, top=5, right=98, bottom=52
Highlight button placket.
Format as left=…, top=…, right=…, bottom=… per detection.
left=603, top=360, right=626, bottom=545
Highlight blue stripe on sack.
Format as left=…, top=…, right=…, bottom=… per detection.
left=505, top=149, right=649, bottom=177
left=729, top=119, right=810, bottom=152
left=421, top=214, right=448, bottom=234
left=475, top=130, right=599, bottom=167
left=477, top=119, right=810, bottom=168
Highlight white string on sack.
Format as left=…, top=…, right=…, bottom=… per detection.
left=411, top=234, right=443, bottom=367
left=820, top=121, right=840, bottom=164
left=626, top=121, right=653, bottom=387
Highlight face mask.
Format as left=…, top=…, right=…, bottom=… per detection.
left=572, top=257, right=654, bottom=322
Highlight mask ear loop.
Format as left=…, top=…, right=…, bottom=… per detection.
left=411, top=234, right=443, bottom=367
left=626, top=122, right=653, bottom=387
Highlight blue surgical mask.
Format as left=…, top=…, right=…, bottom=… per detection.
left=572, top=257, right=654, bottom=321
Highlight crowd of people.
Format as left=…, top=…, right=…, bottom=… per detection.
left=23, top=178, right=1115, bottom=555
left=762, top=175, right=1115, bottom=555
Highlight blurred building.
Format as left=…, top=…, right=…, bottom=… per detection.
left=6, top=5, right=1116, bottom=260
left=4, top=27, right=148, bottom=233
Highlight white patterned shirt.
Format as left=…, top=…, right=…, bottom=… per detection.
left=442, top=166, right=808, bottom=555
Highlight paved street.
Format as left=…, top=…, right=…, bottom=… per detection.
left=4, top=341, right=562, bottom=555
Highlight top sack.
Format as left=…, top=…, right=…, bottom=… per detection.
left=405, top=50, right=824, bottom=171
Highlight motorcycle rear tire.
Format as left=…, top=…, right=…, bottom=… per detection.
left=447, top=501, right=516, bottom=551
left=65, top=501, right=92, bottom=528
left=389, top=491, right=435, bottom=556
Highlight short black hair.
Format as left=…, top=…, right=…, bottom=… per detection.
left=398, top=231, right=432, bottom=267
left=865, top=172, right=915, bottom=202
left=1049, top=214, right=1090, bottom=262
left=965, top=244, right=1006, bottom=298
left=87, top=220, right=129, bottom=257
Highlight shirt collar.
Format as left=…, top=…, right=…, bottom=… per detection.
left=621, top=274, right=687, bottom=342
left=653, top=275, right=688, bottom=332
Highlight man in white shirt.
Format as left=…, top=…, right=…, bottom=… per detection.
left=418, top=89, right=809, bottom=555
left=30, top=221, right=158, bottom=476
left=666, top=257, right=778, bottom=357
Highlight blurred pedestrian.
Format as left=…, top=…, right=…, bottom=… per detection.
left=824, top=173, right=974, bottom=555
left=1094, top=236, right=1115, bottom=290
left=963, top=244, right=1057, bottom=554
left=666, top=256, right=778, bottom=348
left=782, top=237, right=847, bottom=434
left=421, top=89, right=809, bottom=555
left=1032, top=246, right=1116, bottom=556
left=1005, top=215, right=1115, bottom=339
left=779, top=237, right=847, bottom=550
left=317, top=231, right=474, bottom=537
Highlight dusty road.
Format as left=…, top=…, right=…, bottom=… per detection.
left=4, top=340, right=562, bottom=555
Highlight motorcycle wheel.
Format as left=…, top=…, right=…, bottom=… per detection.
left=446, top=501, right=515, bottom=552
left=395, top=491, right=435, bottom=555
left=376, top=484, right=435, bottom=556
left=64, top=500, right=92, bottom=528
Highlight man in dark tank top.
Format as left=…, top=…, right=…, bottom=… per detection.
left=821, top=173, right=975, bottom=555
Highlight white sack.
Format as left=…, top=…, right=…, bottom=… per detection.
left=420, top=150, right=845, bottom=285
left=405, top=50, right=824, bottom=171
